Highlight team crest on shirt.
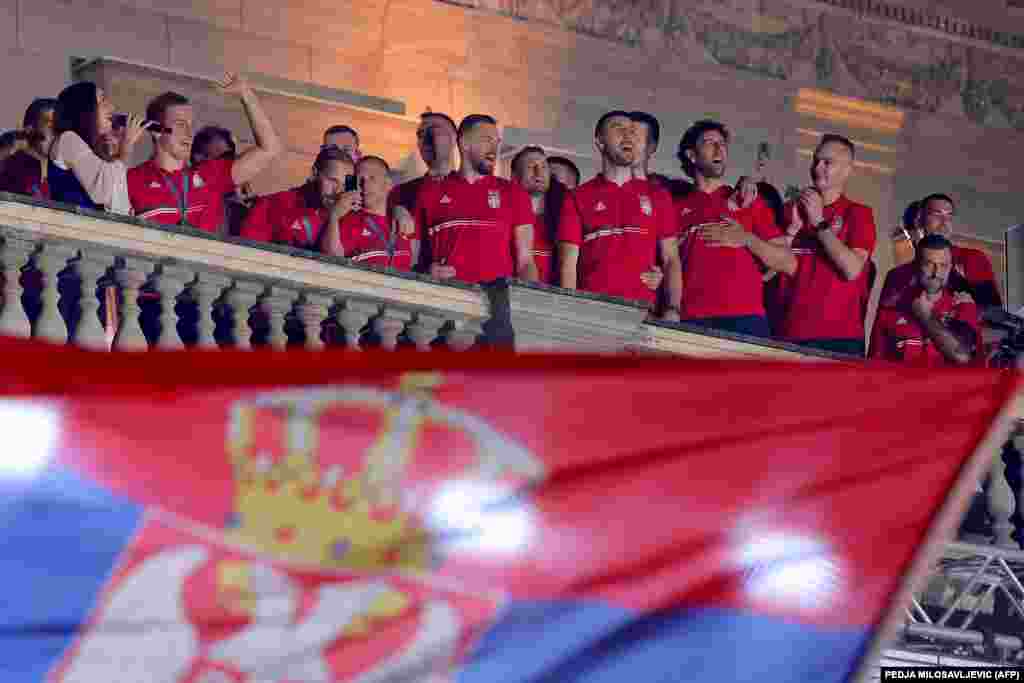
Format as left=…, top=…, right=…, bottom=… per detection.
left=831, top=216, right=844, bottom=231
left=440, top=194, right=452, bottom=204
left=595, top=201, right=606, bottom=212
left=362, top=228, right=371, bottom=236
left=290, top=219, right=303, bottom=233
left=148, top=181, right=161, bottom=189
left=639, top=196, right=652, bottom=216
left=897, top=317, right=909, bottom=325
left=487, top=190, right=501, bottom=209
left=193, top=174, right=205, bottom=188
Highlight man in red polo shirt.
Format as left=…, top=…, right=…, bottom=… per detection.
left=880, top=193, right=1002, bottom=311
left=557, top=110, right=681, bottom=316
left=870, top=233, right=979, bottom=365
left=673, top=120, right=795, bottom=338
left=322, top=155, right=413, bottom=270
left=413, top=114, right=537, bottom=284
left=128, top=73, right=281, bottom=234
left=774, top=134, right=877, bottom=355
left=511, top=145, right=558, bottom=284
left=0, top=98, right=57, bottom=199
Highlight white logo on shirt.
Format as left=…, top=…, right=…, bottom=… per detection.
left=440, top=194, right=452, bottom=204
left=192, top=174, right=204, bottom=188
left=897, top=317, right=909, bottom=325
left=149, top=181, right=162, bottom=189
left=290, top=220, right=303, bottom=232
left=595, top=201, right=606, bottom=212
left=639, top=196, right=652, bottom=216
left=362, top=228, right=371, bottom=236
left=680, top=207, right=693, bottom=216
left=487, top=190, right=501, bottom=209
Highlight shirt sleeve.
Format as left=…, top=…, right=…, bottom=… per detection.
left=845, top=204, right=877, bottom=254
left=964, top=249, right=997, bottom=287
left=53, top=131, right=130, bottom=214
left=654, top=187, right=679, bottom=241
left=751, top=197, right=783, bottom=241
left=239, top=195, right=275, bottom=243
left=557, top=189, right=583, bottom=246
left=509, top=183, right=535, bottom=229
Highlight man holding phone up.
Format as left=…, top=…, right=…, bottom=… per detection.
left=322, top=155, right=414, bottom=270
left=413, top=114, right=537, bottom=284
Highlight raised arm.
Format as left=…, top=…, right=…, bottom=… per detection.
left=217, top=73, right=283, bottom=187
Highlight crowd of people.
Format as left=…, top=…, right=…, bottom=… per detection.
left=0, top=73, right=1005, bottom=364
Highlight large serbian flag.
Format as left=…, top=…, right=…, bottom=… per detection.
left=0, top=336, right=1017, bottom=683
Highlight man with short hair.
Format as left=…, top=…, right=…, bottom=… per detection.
left=322, top=124, right=360, bottom=163
left=547, top=155, right=580, bottom=190
left=774, top=134, right=878, bottom=355
left=323, top=155, right=413, bottom=270
left=870, top=233, right=979, bottom=365
left=880, top=193, right=1001, bottom=310
left=128, top=73, right=282, bottom=235
left=413, top=114, right=537, bottom=283
left=631, top=110, right=693, bottom=200
left=0, top=98, right=58, bottom=198
left=511, top=145, right=557, bottom=284
left=673, top=120, right=795, bottom=337
left=557, top=110, right=681, bottom=316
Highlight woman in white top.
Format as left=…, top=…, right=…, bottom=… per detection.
left=49, top=81, right=145, bottom=215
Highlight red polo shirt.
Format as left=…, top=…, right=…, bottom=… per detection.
left=675, top=186, right=782, bottom=319
left=127, top=158, right=235, bottom=233
left=557, top=175, right=677, bottom=304
left=339, top=210, right=412, bottom=271
left=776, top=195, right=877, bottom=341
left=880, top=245, right=998, bottom=306
left=414, top=173, right=533, bottom=284
left=239, top=186, right=304, bottom=244
left=0, top=151, right=46, bottom=199
left=530, top=211, right=557, bottom=285
left=869, top=287, right=979, bottom=366
left=264, top=202, right=330, bottom=251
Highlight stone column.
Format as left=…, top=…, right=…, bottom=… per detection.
left=151, top=265, right=192, bottom=351
left=32, top=243, right=77, bottom=344
left=0, top=235, right=35, bottom=338
left=373, top=306, right=412, bottom=351
left=261, top=286, right=298, bottom=351
left=445, top=319, right=483, bottom=351
left=192, top=272, right=232, bottom=350
left=299, top=293, right=333, bottom=351
left=112, top=257, right=149, bottom=351
left=335, top=298, right=378, bottom=350
left=225, top=281, right=265, bottom=350
left=74, top=250, right=113, bottom=350
left=406, top=313, right=446, bottom=352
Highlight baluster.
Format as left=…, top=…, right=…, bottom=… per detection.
left=989, top=449, right=1018, bottom=549
left=374, top=306, right=411, bottom=351
left=407, top=313, right=446, bottom=352
left=225, top=281, right=264, bottom=351
left=445, top=319, right=482, bottom=351
left=32, top=243, right=77, bottom=344
left=151, top=265, right=191, bottom=350
left=299, top=293, right=332, bottom=351
left=0, top=235, right=35, bottom=338
left=192, top=273, right=232, bottom=350
left=261, top=286, right=298, bottom=351
left=74, top=250, right=112, bottom=350
left=335, top=298, right=377, bottom=350
left=112, top=257, right=149, bottom=351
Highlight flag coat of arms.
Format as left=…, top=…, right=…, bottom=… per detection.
left=0, top=338, right=1016, bottom=682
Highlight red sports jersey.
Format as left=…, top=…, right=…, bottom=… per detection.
left=675, top=186, right=781, bottom=319
left=869, top=287, right=979, bottom=366
left=338, top=210, right=412, bottom=271
left=128, top=158, right=235, bottom=233
left=880, top=245, right=998, bottom=306
left=557, top=175, right=677, bottom=304
left=388, top=175, right=428, bottom=215
left=0, top=151, right=47, bottom=199
left=530, top=211, right=556, bottom=285
left=239, top=186, right=304, bottom=244
left=414, top=173, right=533, bottom=284
left=268, top=203, right=330, bottom=251
left=776, top=195, right=877, bottom=341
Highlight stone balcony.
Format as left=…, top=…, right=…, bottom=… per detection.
left=3, top=192, right=1024, bottom=672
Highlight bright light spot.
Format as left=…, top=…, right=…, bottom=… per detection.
left=0, top=401, right=59, bottom=477
left=426, top=480, right=533, bottom=556
left=736, top=532, right=841, bottom=610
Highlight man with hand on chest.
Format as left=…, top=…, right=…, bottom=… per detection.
left=870, top=233, right=979, bottom=366
left=128, top=73, right=281, bottom=235
left=413, top=114, right=537, bottom=284
left=557, top=110, right=681, bottom=318
left=322, top=155, right=413, bottom=270
left=673, top=120, right=795, bottom=338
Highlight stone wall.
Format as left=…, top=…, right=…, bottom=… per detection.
left=0, top=0, right=1020, bottom=302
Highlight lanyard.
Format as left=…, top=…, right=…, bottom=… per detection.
left=159, top=169, right=190, bottom=226
left=300, top=215, right=317, bottom=246
left=363, top=214, right=396, bottom=258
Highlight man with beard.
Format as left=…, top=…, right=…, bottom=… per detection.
left=773, top=134, right=877, bottom=355
left=0, top=98, right=57, bottom=198
left=511, top=145, right=559, bottom=284
left=869, top=233, right=978, bottom=365
left=674, top=120, right=795, bottom=338
left=880, top=193, right=1001, bottom=311
left=557, top=110, right=681, bottom=317
left=413, top=114, right=537, bottom=284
